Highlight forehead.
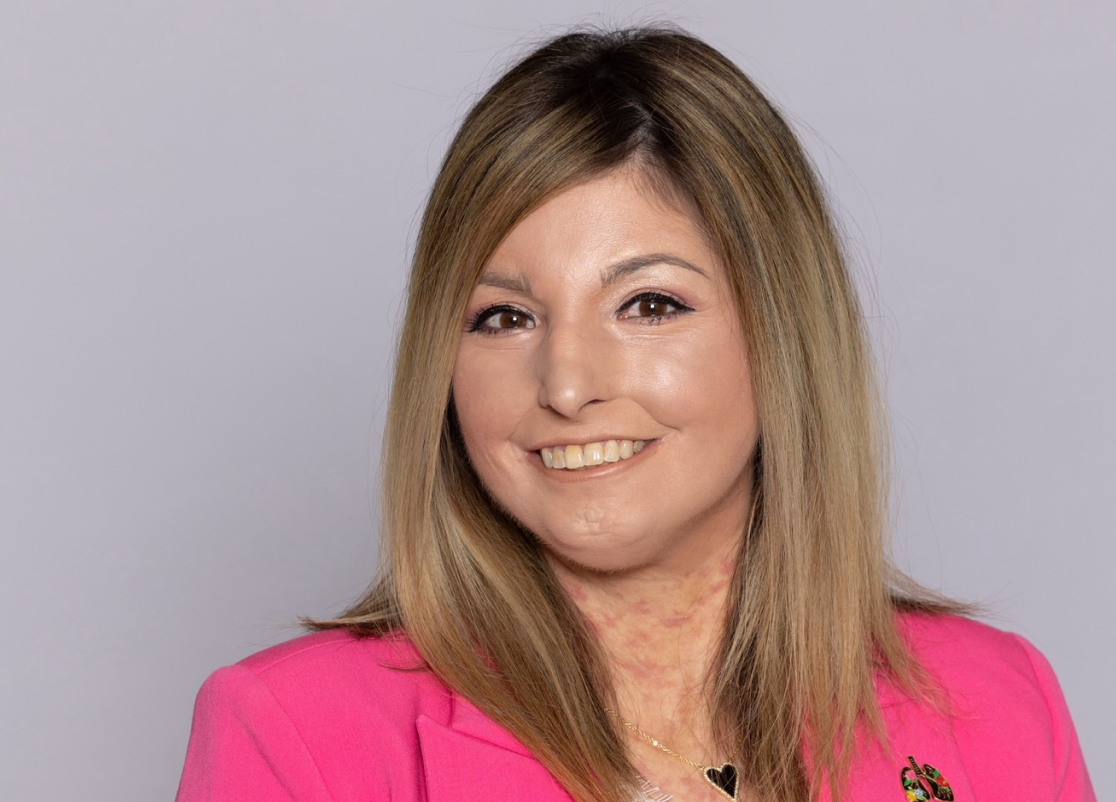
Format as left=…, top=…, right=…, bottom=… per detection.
left=481, top=167, right=722, bottom=287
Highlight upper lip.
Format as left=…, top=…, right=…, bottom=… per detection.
left=526, top=436, right=652, bottom=451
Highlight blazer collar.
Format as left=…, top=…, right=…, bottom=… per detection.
left=416, top=693, right=576, bottom=802
left=417, top=686, right=972, bottom=802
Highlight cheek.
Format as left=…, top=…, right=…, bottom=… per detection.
left=452, top=362, right=492, bottom=456
left=451, top=348, right=528, bottom=473
left=627, top=329, right=756, bottom=434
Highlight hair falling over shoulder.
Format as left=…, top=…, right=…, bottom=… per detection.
left=311, top=25, right=963, bottom=802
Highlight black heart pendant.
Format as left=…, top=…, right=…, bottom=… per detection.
left=703, top=762, right=739, bottom=800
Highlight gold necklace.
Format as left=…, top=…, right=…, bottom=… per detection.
left=613, top=715, right=740, bottom=801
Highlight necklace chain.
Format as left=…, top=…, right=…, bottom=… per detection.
left=607, top=708, right=726, bottom=770
left=616, top=717, right=707, bottom=770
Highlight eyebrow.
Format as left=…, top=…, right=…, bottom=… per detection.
left=600, top=253, right=709, bottom=287
left=476, top=253, right=709, bottom=295
left=477, top=272, right=532, bottom=295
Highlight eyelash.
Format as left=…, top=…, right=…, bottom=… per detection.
left=617, top=291, right=694, bottom=323
left=466, top=292, right=694, bottom=335
left=466, top=305, right=535, bottom=335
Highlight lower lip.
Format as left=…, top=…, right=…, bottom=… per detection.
left=529, top=440, right=657, bottom=481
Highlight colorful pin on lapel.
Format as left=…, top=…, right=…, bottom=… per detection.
left=900, top=756, right=954, bottom=801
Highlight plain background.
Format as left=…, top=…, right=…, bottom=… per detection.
left=2, top=1, right=1112, bottom=799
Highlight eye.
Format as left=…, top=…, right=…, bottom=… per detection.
left=468, top=305, right=536, bottom=334
left=618, top=292, right=693, bottom=321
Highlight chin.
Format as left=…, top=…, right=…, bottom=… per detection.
left=536, top=529, right=663, bottom=576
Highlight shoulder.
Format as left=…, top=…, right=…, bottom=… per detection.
left=896, top=612, right=1062, bottom=717
left=206, top=628, right=453, bottom=726
left=891, top=613, right=1094, bottom=801
left=179, top=630, right=453, bottom=801
left=236, top=628, right=429, bottom=686
left=238, top=627, right=424, bottom=674
left=899, top=612, right=1042, bottom=684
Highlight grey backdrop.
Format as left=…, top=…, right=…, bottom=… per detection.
left=2, top=2, right=1112, bottom=800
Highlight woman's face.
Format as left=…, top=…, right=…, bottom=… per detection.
left=451, top=168, right=759, bottom=575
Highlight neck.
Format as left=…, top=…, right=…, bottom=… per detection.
left=549, top=534, right=738, bottom=748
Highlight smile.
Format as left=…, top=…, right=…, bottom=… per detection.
left=539, top=440, right=647, bottom=471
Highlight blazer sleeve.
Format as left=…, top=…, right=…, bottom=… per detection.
left=1012, top=635, right=1096, bottom=802
left=175, top=664, right=334, bottom=802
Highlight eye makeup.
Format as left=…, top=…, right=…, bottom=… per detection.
left=617, top=291, right=694, bottom=323
left=466, top=304, right=536, bottom=334
left=466, top=288, right=696, bottom=335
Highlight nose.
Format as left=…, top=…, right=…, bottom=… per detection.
left=536, top=321, right=611, bottom=417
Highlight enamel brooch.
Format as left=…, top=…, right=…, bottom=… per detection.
left=900, top=756, right=954, bottom=801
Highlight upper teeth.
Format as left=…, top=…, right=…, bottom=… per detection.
left=540, top=440, right=646, bottom=470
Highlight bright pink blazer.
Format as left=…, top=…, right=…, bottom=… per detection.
left=176, top=614, right=1094, bottom=801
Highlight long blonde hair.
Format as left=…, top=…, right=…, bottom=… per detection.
left=317, top=26, right=956, bottom=802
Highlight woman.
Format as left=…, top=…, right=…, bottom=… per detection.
left=176, top=27, right=1094, bottom=802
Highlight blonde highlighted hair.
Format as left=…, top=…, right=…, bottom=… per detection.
left=316, top=26, right=956, bottom=802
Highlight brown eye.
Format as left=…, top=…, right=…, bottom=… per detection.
left=620, top=292, right=692, bottom=320
left=494, top=310, right=530, bottom=329
left=470, top=306, right=536, bottom=334
left=635, top=298, right=672, bottom=317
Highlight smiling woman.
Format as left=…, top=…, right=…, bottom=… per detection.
left=175, top=25, right=1094, bottom=802
left=452, top=168, right=758, bottom=576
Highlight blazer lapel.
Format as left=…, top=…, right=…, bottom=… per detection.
left=416, top=696, right=575, bottom=802
left=417, top=688, right=979, bottom=802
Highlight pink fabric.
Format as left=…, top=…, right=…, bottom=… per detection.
left=176, top=615, right=1095, bottom=801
